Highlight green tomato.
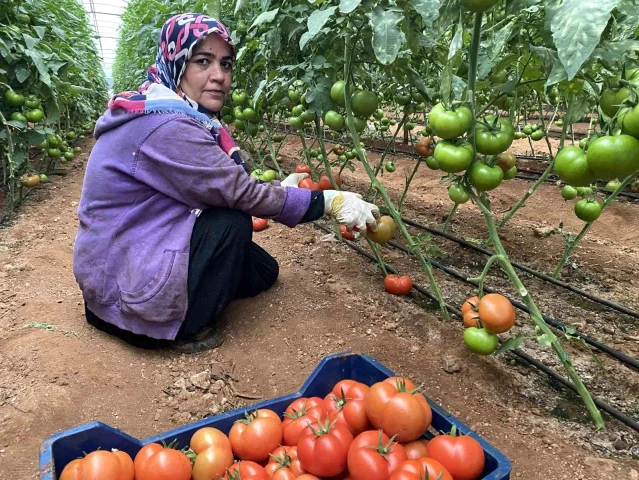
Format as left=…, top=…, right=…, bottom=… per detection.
left=324, top=110, right=344, bottom=131
left=503, top=166, right=517, bottom=180
left=405, top=122, right=416, bottom=131
left=48, top=148, right=61, bottom=158
left=555, top=119, right=564, bottom=127
left=433, top=140, right=474, bottom=173
left=561, top=185, right=578, bottom=200
left=522, top=125, right=534, bottom=135
left=288, top=89, right=302, bottom=103
left=234, top=119, right=246, bottom=131
left=579, top=138, right=588, bottom=150
left=389, top=119, right=397, bottom=126
left=425, top=156, right=439, bottom=170
left=345, top=150, right=355, bottom=160
left=429, top=103, right=473, bottom=139
left=289, top=116, right=304, bottom=130
left=18, top=13, right=31, bottom=24
left=576, top=186, right=594, bottom=197
left=243, top=108, right=258, bottom=122
left=39, top=173, right=49, bottom=183
left=574, top=198, right=602, bottom=222
left=351, top=90, right=378, bottom=118
left=300, top=110, right=315, bottom=123
left=605, top=179, right=621, bottom=191
left=490, top=71, right=508, bottom=84
left=338, top=154, right=347, bottom=163
left=619, top=104, right=639, bottom=139
left=586, top=134, right=639, bottom=180
left=463, top=327, right=499, bottom=355
left=469, top=161, right=504, bottom=191
left=251, top=169, right=263, bottom=179
left=234, top=107, right=245, bottom=120
left=374, top=109, right=384, bottom=120
left=64, top=151, right=75, bottom=161
left=554, top=146, right=596, bottom=187
left=411, top=91, right=424, bottom=102
left=260, top=169, right=278, bottom=182
left=396, top=94, right=411, bottom=105
left=74, top=146, right=81, bottom=153
left=232, top=90, right=247, bottom=105
left=66, top=131, right=76, bottom=140
left=475, top=115, right=515, bottom=155
left=11, top=112, right=27, bottom=122
left=514, top=131, right=526, bottom=140
left=292, top=104, right=305, bottom=117
left=380, top=125, right=389, bottom=132
left=25, top=96, right=40, bottom=109
left=385, top=161, right=396, bottom=173
left=330, top=80, right=346, bottom=107
left=47, top=134, right=60, bottom=147
left=309, top=149, right=318, bottom=158
left=448, top=184, right=470, bottom=204
left=5, top=90, right=24, bottom=107
left=381, top=117, right=390, bottom=126
left=530, top=130, right=545, bottom=141
left=222, top=114, right=234, bottom=124
left=353, top=116, right=367, bottom=133
left=599, top=69, right=639, bottom=118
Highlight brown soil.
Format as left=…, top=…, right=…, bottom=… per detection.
left=0, top=136, right=638, bottom=480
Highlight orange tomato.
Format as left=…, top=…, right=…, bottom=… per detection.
left=229, top=409, right=284, bottom=462
left=401, top=439, right=430, bottom=459
left=477, top=293, right=516, bottom=333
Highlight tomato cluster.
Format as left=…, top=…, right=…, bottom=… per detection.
left=58, top=377, right=486, bottom=480
left=461, top=294, right=516, bottom=355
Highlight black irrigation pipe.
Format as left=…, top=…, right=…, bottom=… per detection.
left=400, top=217, right=639, bottom=321
left=385, top=239, right=639, bottom=372
left=311, top=221, right=639, bottom=433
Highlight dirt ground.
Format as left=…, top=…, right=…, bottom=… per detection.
left=0, top=137, right=638, bottom=480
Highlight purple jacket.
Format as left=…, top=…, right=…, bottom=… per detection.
left=73, top=110, right=311, bottom=340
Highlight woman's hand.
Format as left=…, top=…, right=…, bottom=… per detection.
left=281, top=172, right=310, bottom=187
left=323, top=191, right=380, bottom=232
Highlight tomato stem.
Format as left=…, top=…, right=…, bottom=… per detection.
left=399, top=156, right=422, bottom=213
left=467, top=253, right=504, bottom=299
left=441, top=203, right=458, bottom=232
left=552, top=168, right=639, bottom=279
left=343, top=29, right=449, bottom=320
left=314, top=116, right=341, bottom=190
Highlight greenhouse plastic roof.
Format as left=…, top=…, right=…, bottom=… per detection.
left=80, top=0, right=130, bottom=88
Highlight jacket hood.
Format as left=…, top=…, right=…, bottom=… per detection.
left=94, top=109, right=146, bottom=139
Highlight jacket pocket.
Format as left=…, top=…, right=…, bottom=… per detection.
left=119, top=250, right=189, bottom=323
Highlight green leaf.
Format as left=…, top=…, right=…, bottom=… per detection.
left=493, top=335, right=529, bottom=356
left=537, top=333, right=555, bottom=347
left=368, top=7, right=405, bottom=65
left=448, top=13, right=463, bottom=60
left=565, top=93, right=590, bottom=124
left=411, top=0, right=441, bottom=26
left=545, top=59, right=567, bottom=87
left=25, top=129, right=46, bottom=146
left=235, top=0, right=249, bottom=15
left=440, top=61, right=452, bottom=105
left=530, top=45, right=557, bottom=72
left=6, top=120, right=26, bottom=130
left=551, top=0, right=621, bottom=79
left=592, top=40, right=639, bottom=65
left=23, top=49, right=51, bottom=86
left=33, top=26, right=46, bottom=39
left=11, top=150, right=27, bottom=170
left=339, top=0, right=362, bottom=14
left=309, top=7, right=337, bottom=35
left=308, top=76, right=333, bottom=114
left=250, top=8, right=280, bottom=29
left=23, top=34, right=41, bottom=50
left=15, top=64, right=30, bottom=83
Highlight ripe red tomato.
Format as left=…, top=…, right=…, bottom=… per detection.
left=400, top=439, right=430, bottom=460
left=253, top=217, right=269, bottom=232
left=134, top=445, right=192, bottom=480
left=384, top=275, right=412, bottom=295
left=323, top=379, right=372, bottom=436
left=388, top=457, right=453, bottom=480
left=463, top=310, right=480, bottom=328
left=296, top=165, right=311, bottom=174
left=299, top=178, right=321, bottom=190
left=461, top=296, right=478, bottom=314
left=347, top=430, right=408, bottom=480
left=265, top=446, right=304, bottom=480
left=224, top=461, right=269, bottom=480
left=297, top=476, right=320, bottom=480
left=282, top=397, right=324, bottom=446
left=414, top=137, right=434, bottom=157
left=477, top=293, right=516, bottom=334
left=426, top=434, right=485, bottom=480
left=318, top=173, right=343, bottom=190
left=365, top=377, right=432, bottom=442
left=190, top=428, right=235, bottom=480
left=73, top=450, right=134, bottom=480
left=297, top=418, right=354, bottom=477
left=230, top=409, right=284, bottom=462
left=339, top=225, right=355, bottom=241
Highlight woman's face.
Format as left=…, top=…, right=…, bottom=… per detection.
left=180, top=33, right=234, bottom=113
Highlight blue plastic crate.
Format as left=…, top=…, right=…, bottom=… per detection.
left=40, top=352, right=511, bottom=479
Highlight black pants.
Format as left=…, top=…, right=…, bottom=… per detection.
left=86, top=207, right=279, bottom=349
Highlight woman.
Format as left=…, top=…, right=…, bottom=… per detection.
left=73, top=13, right=379, bottom=352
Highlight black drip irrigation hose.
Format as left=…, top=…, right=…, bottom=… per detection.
left=400, top=217, right=639, bottom=321
left=311, top=221, right=639, bottom=433
left=385, top=239, right=639, bottom=372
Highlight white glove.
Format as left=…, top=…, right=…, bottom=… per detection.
left=281, top=173, right=310, bottom=188
left=323, top=191, right=380, bottom=232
